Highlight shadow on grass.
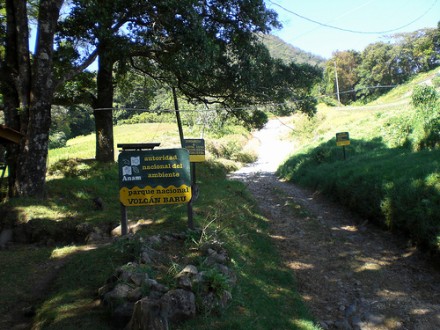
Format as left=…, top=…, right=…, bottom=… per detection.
left=277, top=137, right=440, bottom=253
left=1, top=158, right=318, bottom=329
left=1, top=159, right=194, bottom=245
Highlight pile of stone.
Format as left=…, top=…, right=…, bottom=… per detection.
left=98, top=233, right=236, bottom=329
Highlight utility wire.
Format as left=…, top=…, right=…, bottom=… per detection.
left=268, top=0, right=438, bottom=34
left=93, top=84, right=398, bottom=114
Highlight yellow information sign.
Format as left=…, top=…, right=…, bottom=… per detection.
left=183, top=139, right=205, bottom=162
left=119, top=185, right=191, bottom=206
left=336, top=132, right=350, bottom=147
left=118, top=148, right=191, bottom=206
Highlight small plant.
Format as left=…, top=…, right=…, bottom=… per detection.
left=202, top=268, right=229, bottom=298
left=112, top=237, right=144, bottom=262
left=161, top=262, right=183, bottom=288
left=48, top=158, right=90, bottom=177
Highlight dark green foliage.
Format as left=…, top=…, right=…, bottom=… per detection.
left=49, top=131, right=68, bottom=149
left=49, top=104, right=95, bottom=147
left=323, top=50, right=361, bottom=104
left=323, top=26, right=440, bottom=104
left=410, top=85, right=440, bottom=150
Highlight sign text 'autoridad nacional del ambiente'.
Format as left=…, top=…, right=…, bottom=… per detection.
left=118, top=148, right=191, bottom=206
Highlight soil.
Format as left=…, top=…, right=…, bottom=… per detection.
left=229, top=118, right=440, bottom=330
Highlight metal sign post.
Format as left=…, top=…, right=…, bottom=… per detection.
left=336, top=132, right=350, bottom=160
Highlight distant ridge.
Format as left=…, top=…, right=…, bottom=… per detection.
left=260, top=34, right=326, bottom=68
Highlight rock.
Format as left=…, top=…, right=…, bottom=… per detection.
left=126, top=297, right=168, bottom=330
left=334, top=319, right=352, bottom=330
left=204, top=248, right=229, bottom=265
left=199, top=241, right=223, bottom=254
left=98, top=283, right=113, bottom=297
left=111, top=220, right=152, bottom=237
left=22, top=305, right=36, bottom=318
left=178, top=265, right=198, bottom=276
left=85, top=230, right=103, bottom=244
left=344, top=303, right=357, bottom=317
left=0, top=228, right=13, bottom=248
left=112, top=302, right=135, bottom=329
left=127, top=287, right=143, bottom=302
left=92, top=197, right=104, bottom=210
left=130, top=272, right=147, bottom=287
left=214, top=263, right=237, bottom=285
left=103, top=283, right=133, bottom=307
left=146, top=278, right=168, bottom=294
left=140, top=246, right=164, bottom=264
left=177, top=275, right=192, bottom=290
left=176, top=265, right=199, bottom=290
left=145, top=235, right=162, bottom=246
left=160, top=289, right=196, bottom=323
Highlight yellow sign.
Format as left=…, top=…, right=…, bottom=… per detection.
left=184, top=139, right=205, bottom=162
left=119, top=185, right=192, bottom=206
left=336, top=132, right=350, bottom=147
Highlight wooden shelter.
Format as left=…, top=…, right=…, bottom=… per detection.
left=0, top=125, right=22, bottom=190
left=0, top=125, right=22, bottom=145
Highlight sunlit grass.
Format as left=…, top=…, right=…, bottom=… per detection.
left=279, top=73, right=440, bottom=253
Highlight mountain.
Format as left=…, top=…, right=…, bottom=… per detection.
left=260, top=34, right=326, bottom=68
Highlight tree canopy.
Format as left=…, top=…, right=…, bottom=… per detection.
left=322, top=25, right=440, bottom=105
left=0, top=0, right=322, bottom=196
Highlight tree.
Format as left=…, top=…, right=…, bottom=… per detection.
left=392, top=27, right=440, bottom=74
left=355, top=42, right=397, bottom=102
left=0, top=0, right=97, bottom=197
left=59, top=0, right=321, bottom=162
left=0, top=0, right=321, bottom=197
left=323, top=50, right=360, bottom=105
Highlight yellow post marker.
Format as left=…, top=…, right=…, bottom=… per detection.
left=336, top=132, right=350, bottom=160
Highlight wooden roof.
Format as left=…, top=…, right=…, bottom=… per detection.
left=0, top=125, right=22, bottom=145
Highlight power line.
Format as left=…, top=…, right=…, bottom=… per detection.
left=93, top=85, right=398, bottom=114
left=268, top=0, right=438, bottom=35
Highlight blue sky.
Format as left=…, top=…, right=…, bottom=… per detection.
left=265, top=0, right=440, bottom=58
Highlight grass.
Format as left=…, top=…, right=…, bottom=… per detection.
left=0, top=121, right=318, bottom=329
left=278, top=69, right=440, bottom=253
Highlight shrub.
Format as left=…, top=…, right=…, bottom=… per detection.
left=49, top=131, right=67, bottom=149
left=410, top=85, right=440, bottom=150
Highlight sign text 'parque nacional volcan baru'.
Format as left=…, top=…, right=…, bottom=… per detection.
left=118, top=148, right=192, bottom=206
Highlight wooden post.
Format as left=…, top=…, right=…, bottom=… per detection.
left=120, top=203, right=128, bottom=235
left=172, top=88, right=185, bottom=146
left=172, top=87, right=194, bottom=229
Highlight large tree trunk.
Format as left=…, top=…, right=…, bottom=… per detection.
left=2, top=0, right=63, bottom=197
left=94, top=45, right=115, bottom=163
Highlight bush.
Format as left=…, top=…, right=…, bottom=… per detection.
left=49, top=131, right=67, bottom=149
left=410, top=85, right=440, bottom=150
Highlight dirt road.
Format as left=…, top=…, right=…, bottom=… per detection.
left=229, top=118, right=440, bottom=330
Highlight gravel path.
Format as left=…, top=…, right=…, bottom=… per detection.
left=229, top=118, right=440, bottom=330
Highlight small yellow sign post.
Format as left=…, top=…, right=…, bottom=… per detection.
left=336, top=132, right=350, bottom=160
left=183, top=139, right=205, bottom=162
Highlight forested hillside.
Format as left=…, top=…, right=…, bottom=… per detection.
left=260, top=34, right=326, bottom=67
left=321, top=25, right=440, bottom=104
